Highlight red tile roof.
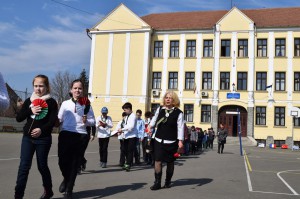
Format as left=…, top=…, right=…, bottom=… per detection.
left=141, top=7, right=300, bottom=30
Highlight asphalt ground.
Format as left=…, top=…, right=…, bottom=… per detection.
left=0, top=133, right=299, bottom=199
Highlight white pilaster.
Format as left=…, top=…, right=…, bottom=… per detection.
left=162, top=34, right=169, bottom=96
left=123, top=33, right=131, bottom=96
left=248, top=24, right=255, bottom=107
left=268, top=32, right=274, bottom=106
left=287, top=31, right=293, bottom=101
left=105, top=33, right=114, bottom=102
left=88, top=34, right=96, bottom=101
left=178, top=34, right=185, bottom=98
left=213, top=25, right=220, bottom=106
left=140, top=32, right=151, bottom=103
left=195, top=33, right=202, bottom=101
left=231, top=32, right=237, bottom=88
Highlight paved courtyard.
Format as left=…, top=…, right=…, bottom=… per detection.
left=0, top=133, right=299, bottom=199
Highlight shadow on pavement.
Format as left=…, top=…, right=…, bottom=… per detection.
left=172, top=178, right=213, bottom=187
left=53, top=183, right=147, bottom=199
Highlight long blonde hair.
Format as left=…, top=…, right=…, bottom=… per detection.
left=162, top=91, right=180, bottom=108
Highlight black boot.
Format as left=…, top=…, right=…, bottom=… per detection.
left=40, top=187, right=54, bottom=199
left=163, top=172, right=173, bottom=188
left=150, top=172, right=162, bottom=190
left=59, top=179, right=66, bottom=193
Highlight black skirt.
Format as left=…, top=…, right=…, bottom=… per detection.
left=154, top=139, right=178, bottom=163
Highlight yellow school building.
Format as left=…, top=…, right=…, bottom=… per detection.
left=87, top=4, right=300, bottom=146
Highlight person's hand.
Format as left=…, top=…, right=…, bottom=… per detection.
left=31, top=105, right=41, bottom=115
left=178, top=140, right=184, bottom=149
left=82, top=115, right=87, bottom=123
left=118, top=129, right=122, bottom=133
left=31, top=128, right=41, bottom=138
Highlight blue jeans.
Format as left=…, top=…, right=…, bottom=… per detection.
left=15, top=135, right=52, bottom=197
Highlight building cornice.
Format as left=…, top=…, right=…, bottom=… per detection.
left=89, top=28, right=152, bottom=34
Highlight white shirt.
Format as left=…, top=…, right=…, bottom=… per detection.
left=58, top=99, right=95, bottom=134
left=115, top=120, right=124, bottom=140
left=96, top=115, right=113, bottom=138
left=150, top=107, right=184, bottom=141
left=121, top=113, right=138, bottom=139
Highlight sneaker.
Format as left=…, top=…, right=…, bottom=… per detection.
left=123, top=164, right=130, bottom=172
left=99, top=162, right=103, bottom=167
left=102, top=162, right=107, bottom=168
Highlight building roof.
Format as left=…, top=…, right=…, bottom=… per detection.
left=141, top=7, right=300, bottom=30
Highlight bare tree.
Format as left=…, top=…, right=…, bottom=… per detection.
left=51, top=71, right=76, bottom=105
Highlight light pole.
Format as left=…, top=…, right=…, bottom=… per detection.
left=291, top=111, right=298, bottom=151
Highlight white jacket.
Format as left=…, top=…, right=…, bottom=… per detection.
left=96, top=115, right=113, bottom=138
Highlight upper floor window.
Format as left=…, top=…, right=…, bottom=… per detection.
left=221, top=40, right=231, bottom=57
left=168, top=72, right=178, bottom=89
left=257, top=39, right=267, bottom=57
left=238, top=39, right=248, bottom=57
left=186, top=40, right=196, bottom=57
left=154, top=41, right=163, bottom=57
left=185, top=72, right=195, bottom=90
left=275, top=39, right=285, bottom=57
left=237, top=72, right=247, bottom=90
left=203, top=40, right=213, bottom=57
left=170, top=40, right=179, bottom=57
left=275, top=72, right=285, bottom=91
left=295, top=38, right=300, bottom=57
left=202, top=72, right=212, bottom=90
left=152, top=72, right=161, bottom=89
left=256, top=72, right=267, bottom=91
left=220, top=72, right=230, bottom=90
left=184, top=104, right=194, bottom=122
left=294, top=72, right=300, bottom=91
left=274, top=107, right=285, bottom=126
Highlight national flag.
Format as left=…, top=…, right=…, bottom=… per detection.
left=266, top=85, right=272, bottom=89
left=193, top=84, right=197, bottom=94
left=269, top=144, right=276, bottom=149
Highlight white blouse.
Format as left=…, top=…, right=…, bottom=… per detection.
left=96, top=115, right=113, bottom=138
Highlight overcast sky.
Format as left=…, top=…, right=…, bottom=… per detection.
left=1, top=0, right=300, bottom=93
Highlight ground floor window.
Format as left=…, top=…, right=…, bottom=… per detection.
left=274, top=107, right=285, bottom=126
left=201, top=105, right=211, bottom=123
left=184, top=104, right=194, bottom=122
left=256, top=106, right=266, bottom=125
left=151, top=103, right=160, bottom=114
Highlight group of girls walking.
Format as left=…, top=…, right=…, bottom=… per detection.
left=13, top=73, right=185, bottom=199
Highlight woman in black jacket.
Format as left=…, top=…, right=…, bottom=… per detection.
left=14, top=75, right=58, bottom=199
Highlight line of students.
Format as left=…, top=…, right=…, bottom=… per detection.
left=14, top=74, right=184, bottom=198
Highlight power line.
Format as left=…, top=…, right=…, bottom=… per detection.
left=50, top=0, right=143, bottom=28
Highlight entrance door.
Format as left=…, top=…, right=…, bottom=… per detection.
left=218, top=105, right=247, bottom=137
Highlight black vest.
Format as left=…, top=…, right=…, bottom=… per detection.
left=155, top=107, right=182, bottom=141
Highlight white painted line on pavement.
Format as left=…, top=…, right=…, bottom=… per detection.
left=243, top=150, right=253, bottom=191
left=251, top=190, right=297, bottom=196
left=277, top=170, right=299, bottom=196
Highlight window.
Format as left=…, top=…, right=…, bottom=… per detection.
left=201, top=105, right=211, bottom=122
left=295, top=72, right=300, bottom=91
left=220, top=72, right=230, bottom=90
left=151, top=103, right=160, bottom=114
left=275, top=72, right=285, bottom=91
left=170, top=40, right=179, bottom=57
left=256, top=72, right=267, bottom=91
left=186, top=40, right=196, bottom=57
left=202, top=72, right=212, bottom=90
left=184, top=104, right=194, bottom=122
left=152, top=72, right=161, bottom=89
left=168, top=72, right=178, bottom=89
left=237, top=72, right=247, bottom=90
left=221, top=40, right=231, bottom=57
left=294, top=108, right=300, bottom=127
left=238, top=39, right=248, bottom=57
left=257, top=39, right=267, bottom=57
left=275, top=107, right=285, bottom=126
left=203, top=40, right=213, bottom=57
left=185, top=72, right=195, bottom=90
left=256, top=107, right=266, bottom=125
left=154, top=41, right=163, bottom=57
left=295, top=38, right=300, bottom=57
left=275, top=39, right=285, bottom=57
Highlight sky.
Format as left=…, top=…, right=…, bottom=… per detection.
left=1, top=0, right=300, bottom=94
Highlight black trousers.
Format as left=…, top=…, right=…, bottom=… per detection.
left=119, top=139, right=125, bottom=165
left=98, top=137, right=110, bottom=163
left=58, top=131, right=88, bottom=192
left=123, top=137, right=136, bottom=166
left=80, top=133, right=90, bottom=166
left=218, top=142, right=225, bottom=153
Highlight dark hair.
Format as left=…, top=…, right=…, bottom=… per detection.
left=136, top=109, right=142, bottom=115
left=122, top=112, right=127, bottom=117
left=122, top=102, right=132, bottom=110
left=70, top=79, right=84, bottom=90
left=144, top=111, right=153, bottom=118
left=33, top=74, right=51, bottom=94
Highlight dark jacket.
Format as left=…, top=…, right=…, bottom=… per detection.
left=217, top=128, right=228, bottom=143
left=16, top=97, right=58, bottom=138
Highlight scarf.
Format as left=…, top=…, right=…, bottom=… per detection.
left=30, top=92, right=51, bottom=102
left=155, top=107, right=174, bottom=128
